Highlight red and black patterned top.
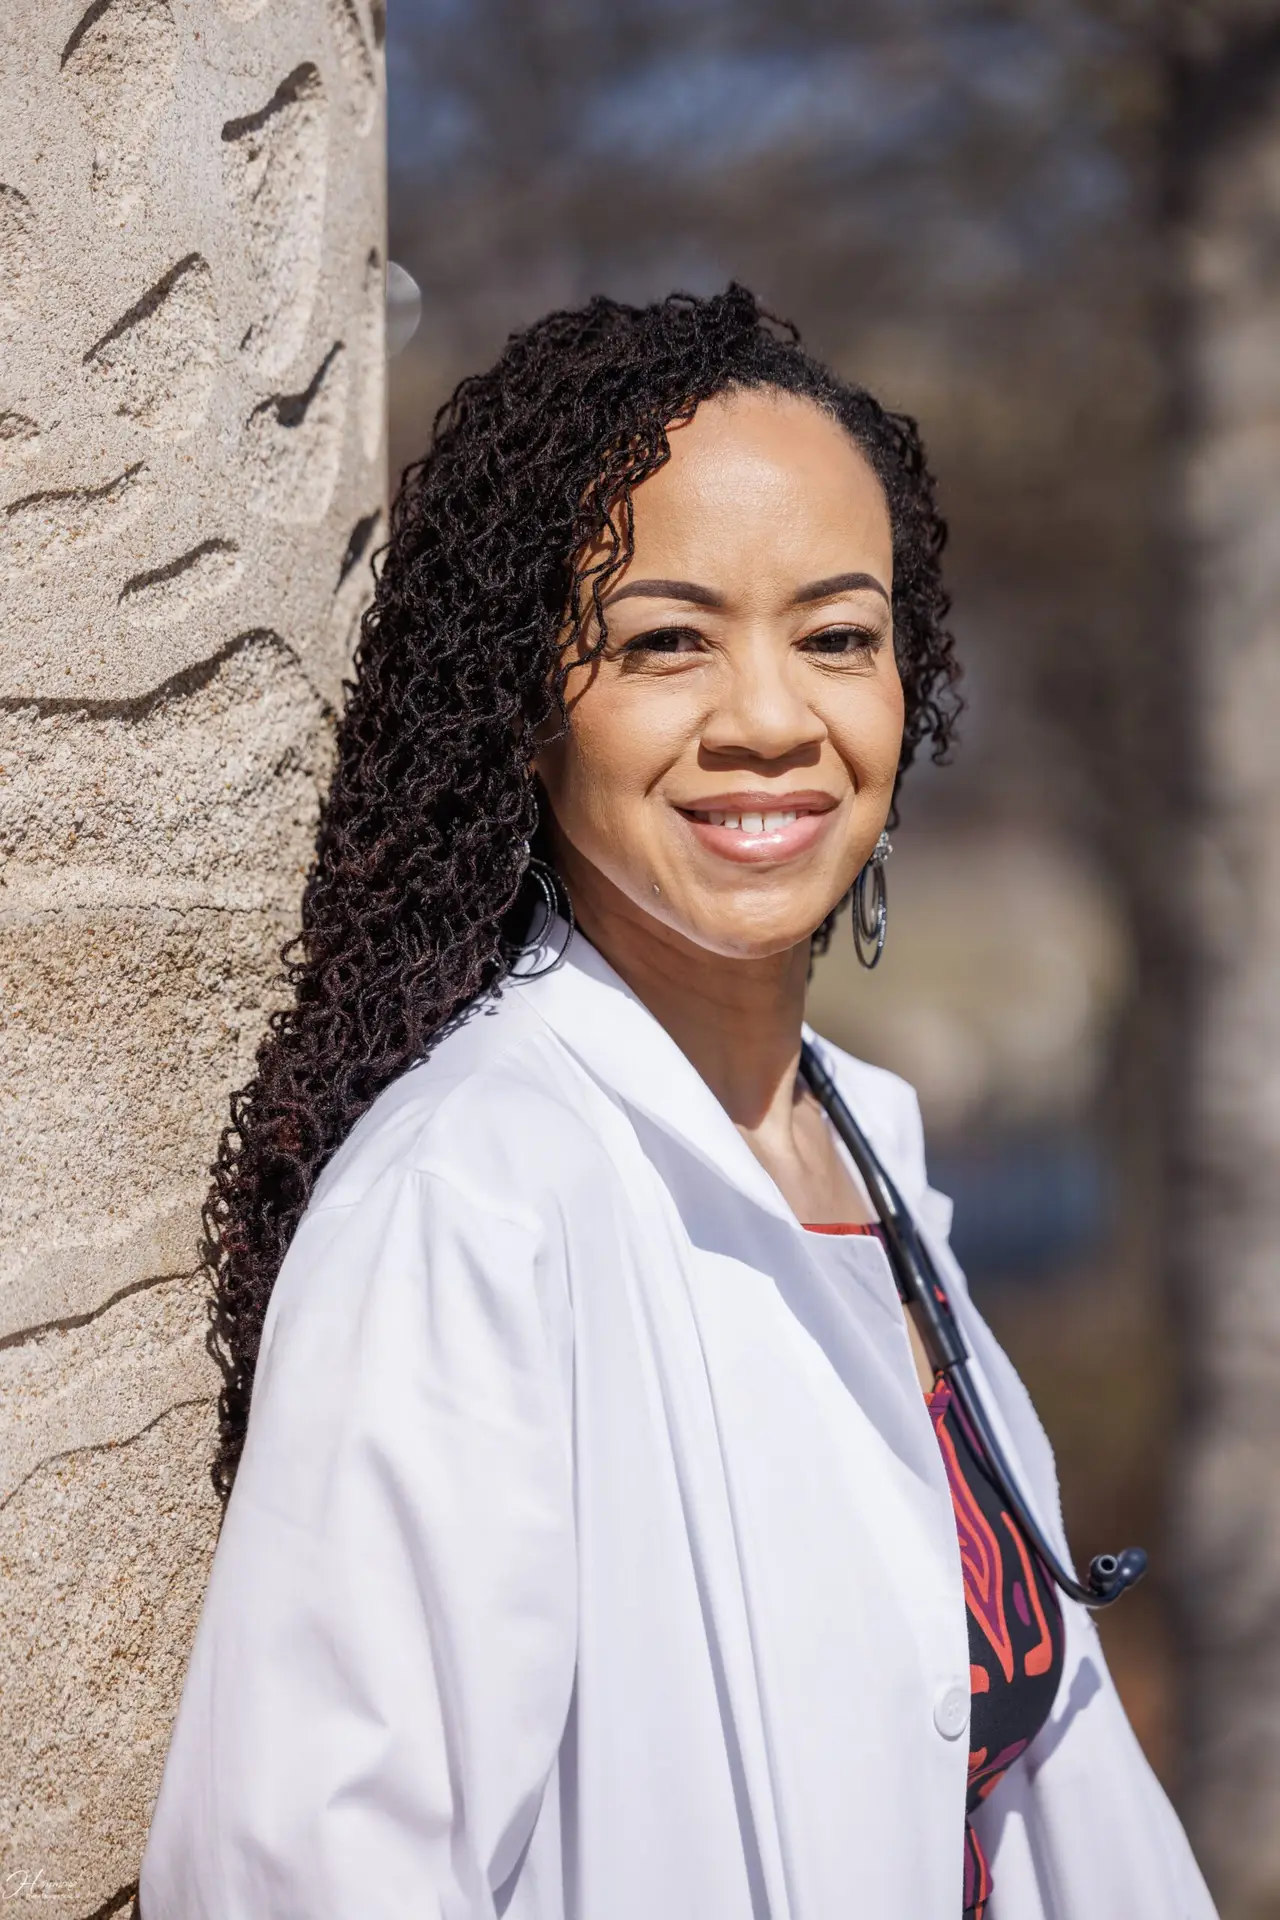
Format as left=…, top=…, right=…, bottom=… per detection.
left=805, top=1223, right=1066, bottom=1919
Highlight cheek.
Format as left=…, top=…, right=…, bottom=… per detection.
left=881, top=671, right=907, bottom=762
left=548, top=679, right=690, bottom=814
left=539, top=683, right=676, bottom=834
left=829, top=671, right=905, bottom=789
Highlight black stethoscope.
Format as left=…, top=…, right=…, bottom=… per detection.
left=799, top=1039, right=1148, bottom=1610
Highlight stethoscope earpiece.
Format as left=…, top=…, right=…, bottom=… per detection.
left=798, top=1040, right=1148, bottom=1613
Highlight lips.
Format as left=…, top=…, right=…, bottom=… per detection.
left=675, top=793, right=838, bottom=865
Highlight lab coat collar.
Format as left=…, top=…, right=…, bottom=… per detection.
left=510, top=923, right=1072, bottom=1549
left=513, top=921, right=794, bottom=1222
left=513, top=922, right=955, bottom=1499
left=509, top=919, right=900, bottom=1230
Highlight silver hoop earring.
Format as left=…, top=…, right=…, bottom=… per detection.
left=509, top=850, right=575, bottom=980
left=852, top=830, right=891, bottom=970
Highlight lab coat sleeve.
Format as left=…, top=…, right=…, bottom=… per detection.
left=139, top=1166, right=578, bottom=1920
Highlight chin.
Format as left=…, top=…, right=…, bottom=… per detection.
left=678, top=908, right=828, bottom=962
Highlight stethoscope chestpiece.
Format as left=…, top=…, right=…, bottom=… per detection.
left=1086, top=1546, right=1149, bottom=1607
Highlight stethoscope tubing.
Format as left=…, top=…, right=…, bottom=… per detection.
left=799, top=1041, right=1147, bottom=1611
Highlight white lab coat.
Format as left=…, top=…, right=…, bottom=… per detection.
left=141, top=926, right=1216, bottom=1920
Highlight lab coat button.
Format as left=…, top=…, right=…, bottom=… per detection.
left=933, top=1683, right=969, bottom=1741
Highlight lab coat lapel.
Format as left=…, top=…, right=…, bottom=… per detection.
left=514, top=924, right=799, bottom=1224
left=517, top=928, right=954, bottom=1496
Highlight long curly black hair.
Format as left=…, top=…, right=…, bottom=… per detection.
left=205, top=284, right=961, bottom=1495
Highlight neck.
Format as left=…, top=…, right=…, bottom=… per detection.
left=559, top=857, right=810, bottom=1144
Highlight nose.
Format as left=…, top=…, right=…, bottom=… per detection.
left=699, top=633, right=827, bottom=765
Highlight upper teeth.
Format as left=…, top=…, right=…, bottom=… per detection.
left=702, top=810, right=798, bottom=831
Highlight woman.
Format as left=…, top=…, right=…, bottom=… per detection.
left=141, top=287, right=1214, bottom=1919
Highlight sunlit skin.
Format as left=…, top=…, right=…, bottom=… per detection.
left=537, top=389, right=934, bottom=1385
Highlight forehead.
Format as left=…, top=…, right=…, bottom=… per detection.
left=622, top=387, right=892, bottom=585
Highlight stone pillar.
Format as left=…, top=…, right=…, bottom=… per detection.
left=0, top=2, right=385, bottom=1910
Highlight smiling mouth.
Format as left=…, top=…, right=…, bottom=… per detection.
left=683, top=808, right=802, bottom=832
left=674, top=796, right=837, bottom=862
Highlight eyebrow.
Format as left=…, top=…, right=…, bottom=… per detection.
left=605, top=570, right=891, bottom=610
left=796, top=571, right=891, bottom=607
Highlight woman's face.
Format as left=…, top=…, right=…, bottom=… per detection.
left=537, top=387, right=904, bottom=960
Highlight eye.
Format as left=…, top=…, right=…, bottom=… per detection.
left=799, top=625, right=883, bottom=658
left=620, top=625, right=705, bottom=657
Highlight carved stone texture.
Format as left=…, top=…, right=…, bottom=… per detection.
left=84, top=254, right=220, bottom=439
left=1, top=905, right=299, bottom=1328
left=0, top=1402, right=220, bottom=1919
left=358, top=246, right=386, bottom=460
left=0, top=185, right=35, bottom=322
left=0, top=412, right=41, bottom=467
left=0, top=1275, right=214, bottom=1506
left=244, top=340, right=348, bottom=522
left=0, top=631, right=331, bottom=913
left=0, top=463, right=155, bottom=578
left=331, top=507, right=382, bottom=658
left=61, top=0, right=181, bottom=224
left=0, top=4, right=383, bottom=702
left=327, top=0, right=379, bottom=136
left=0, top=637, right=334, bottom=1335
left=118, top=539, right=243, bottom=627
left=0, top=0, right=385, bottom=1903
left=222, top=62, right=329, bottom=379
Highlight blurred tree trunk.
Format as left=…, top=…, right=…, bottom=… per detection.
left=1169, top=9, right=1280, bottom=1911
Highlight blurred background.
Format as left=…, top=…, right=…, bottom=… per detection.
left=384, top=3, right=1280, bottom=1907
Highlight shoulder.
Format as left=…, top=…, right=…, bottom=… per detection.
left=307, top=984, right=618, bottom=1220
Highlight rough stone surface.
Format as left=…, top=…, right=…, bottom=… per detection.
left=0, top=1274, right=213, bottom=1506
left=244, top=340, right=350, bottom=523
left=0, top=0, right=385, bottom=709
left=61, top=0, right=182, bottom=226
left=0, top=0, right=385, bottom=1907
left=0, top=908, right=297, bottom=1332
left=83, top=254, right=221, bottom=440
left=0, top=1403, right=220, bottom=1919
left=222, top=61, right=329, bottom=380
